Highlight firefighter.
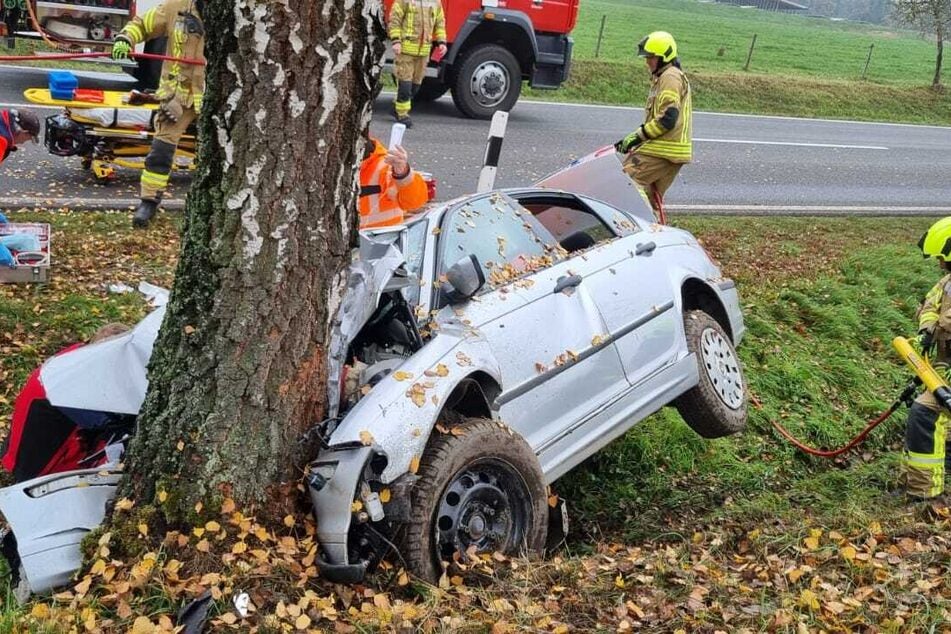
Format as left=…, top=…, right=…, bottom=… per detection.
left=112, top=0, right=205, bottom=229
left=359, top=132, right=428, bottom=230
left=615, top=31, right=692, bottom=220
left=0, top=108, right=40, bottom=166
left=387, top=0, right=447, bottom=128
left=904, top=217, right=951, bottom=501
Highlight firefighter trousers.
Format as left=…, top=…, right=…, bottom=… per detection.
left=140, top=107, right=197, bottom=201
left=903, top=400, right=951, bottom=498
left=394, top=53, right=428, bottom=118
left=622, top=152, right=683, bottom=218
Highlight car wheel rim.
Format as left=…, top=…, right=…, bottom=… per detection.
left=434, top=459, right=531, bottom=564
left=469, top=61, right=509, bottom=108
left=699, top=327, right=744, bottom=410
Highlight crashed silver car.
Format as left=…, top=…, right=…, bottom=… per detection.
left=0, top=149, right=746, bottom=593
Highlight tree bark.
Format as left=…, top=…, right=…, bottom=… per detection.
left=934, top=21, right=944, bottom=87
left=123, top=0, right=385, bottom=519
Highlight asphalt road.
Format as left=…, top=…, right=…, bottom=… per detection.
left=1, top=65, right=949, bottom=213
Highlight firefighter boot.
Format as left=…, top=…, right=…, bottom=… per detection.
left=132, top=198, right=159, bottom=229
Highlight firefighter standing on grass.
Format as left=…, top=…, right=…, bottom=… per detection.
left=904, top=217, right=951, bottom=501
left=615, top=31, right=692, bottom=220
left=388, top=0, right=447, bottom=128
left=112, top=0, right=205, bottom=229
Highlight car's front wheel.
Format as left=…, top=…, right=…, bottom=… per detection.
left=675, top=310, right=748, bottom=438
left=395, top=417, right=548, bottom=582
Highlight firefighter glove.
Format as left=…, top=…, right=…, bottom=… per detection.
left=913, top=330, right=936, bottom=357
left=615, top=128, right=645, bottom=154
left=112, top=38, right=132, bottom=61
left=157, top=97, right=184, bottom=124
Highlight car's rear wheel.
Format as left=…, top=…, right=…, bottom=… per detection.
left=395, top=418, right=547, bottom=582
left=675, top=310, right=748, bottom=438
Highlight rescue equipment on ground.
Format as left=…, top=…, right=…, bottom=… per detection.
left=0, top=222, right=50, bottom=283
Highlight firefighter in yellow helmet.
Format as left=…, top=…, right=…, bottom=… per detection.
left=112, top=0, right=205, bottom=228
left=615, top=31, right=692, bottom=221
left=388, top=0, right=447, bottom=128
left=902, top=217, right=951, bottom=501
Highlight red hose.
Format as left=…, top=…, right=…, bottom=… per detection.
left=0, top=51, right=204, bottom=65
left=768, top=403, right=900, bottom=458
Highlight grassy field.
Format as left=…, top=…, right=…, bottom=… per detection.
left=2, top=211, right=951, bottom=630
left=525, top=0, right=951, bottom=123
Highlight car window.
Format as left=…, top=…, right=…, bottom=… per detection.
left=519, top=196, right=617, bottom=253
left=579, top=196, right=643, bottom=236
left=439, top=194, right=560, bottom=288
left=402, top=218, right=428, bottom=306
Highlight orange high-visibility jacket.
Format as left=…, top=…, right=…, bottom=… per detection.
left=359, top=139, right=428, bottom=229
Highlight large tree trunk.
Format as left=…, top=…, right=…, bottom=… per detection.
left=123, top=0, right=384, bottom=519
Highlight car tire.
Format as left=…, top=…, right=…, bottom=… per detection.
left=675, top=310, right=748, bottom=439
left=450, top=44, right=522, bottom=119
left=396, top=417, right=548, bottom=582
left=413, top=77, right=450, bottom=103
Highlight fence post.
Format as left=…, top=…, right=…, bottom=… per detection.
left=594, top=15, right=607, bottom=59
left=744, top=34, right=757, bottom=71
left=862, top=43, right=874, bottom=80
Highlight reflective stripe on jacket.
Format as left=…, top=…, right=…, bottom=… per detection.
left=119, top=0, right=206, bottom=109
left=637, top=64, right=692, bottom=164
left=388, top=0, right=447, bottom=57
left=917, top=274, right=951, bottom=365
left=359, top=140, right=429, bottom=230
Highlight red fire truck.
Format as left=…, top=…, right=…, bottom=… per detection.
left=384, top=0, right=580, bottom=119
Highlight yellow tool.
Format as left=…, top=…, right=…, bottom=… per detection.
left=893, top=336, right=951, bottom=411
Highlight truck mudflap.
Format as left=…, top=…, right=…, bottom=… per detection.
left=0, top=468, right=122, bottom=595
left=306, top=445, right=375, bottom=579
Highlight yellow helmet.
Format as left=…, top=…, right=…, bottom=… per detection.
left=637, top=31, right=678, bottom=63
left=919, top=217, right=951, bottom=260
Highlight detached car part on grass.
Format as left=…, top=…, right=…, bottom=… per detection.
left=0, top=149, right=747, bottom=595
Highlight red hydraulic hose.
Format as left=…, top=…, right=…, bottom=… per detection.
left=758, top=380, right=917, bottom=458
left=0, top=51, right=205, bottom=65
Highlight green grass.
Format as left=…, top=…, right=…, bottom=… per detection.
left=525, top=0, right=951, bottom=123
left=0, top=38, right=125, bottom=72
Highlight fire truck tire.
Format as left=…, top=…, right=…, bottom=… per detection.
left=413, top=77, right=450, bottom=103
left=451, top=44, right=521, bottom=119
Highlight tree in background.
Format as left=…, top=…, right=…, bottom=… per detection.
left=122, top=0, right=385, bottom=521
left=892, top=0, right=949, bottom=87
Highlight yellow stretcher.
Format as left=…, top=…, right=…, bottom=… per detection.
left=24, top=89, right=196, bottom=182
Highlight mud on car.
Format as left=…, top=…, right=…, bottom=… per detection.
left=0, top=150, right=747, bottom=594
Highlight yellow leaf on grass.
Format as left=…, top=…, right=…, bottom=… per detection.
left=30, top=603, right=51, bottom=619
left=158, top=490, right=168, bottom=503
left=196, top=539, right=210, bottom=553
left=138, top=523, right=149, bottom=537
left=205, top=521, right=221, bottom=533
left=219, top=613, right=238, bottom=625
left=130, top=616, right=155, bottom=634
left=295, top=614, right=312, bottom=630
left=115, top=498, right=134, bottom=511
left=841, top=545, right=857, bottom=561
left=803, top=536, right=819, bottom=550
left=283, top=514, right=296, bottom=528
left=799, top=589, right=820, bottom=611
left=232, top=542, right=248, bottom=554
left=221, top=498, right=236, bottom=514
left=787, top=568, right=805, bottom=583
left=176, top=440, right=185, bottom=452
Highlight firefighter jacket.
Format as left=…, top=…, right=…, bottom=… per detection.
left=388, top=0, right=447, bottom=58
left=637, top=63, right=693, bottom=164
left=117, top=0, right=206, bottom=111
left=359, top=140, right=428, bottom=230
left=918, top=274, right=951, bottom=364
left=0, top=111, right=14, bottom=164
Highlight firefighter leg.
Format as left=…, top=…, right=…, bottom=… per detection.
left=410, top=54, right=428, bottom=101
left=623, top=154, right=683, bottom=222
left=903, top=401, right=946, bottom=499
left=394, top=54, right=415, bottom=122
left=136, top=107, right=197, bottom=228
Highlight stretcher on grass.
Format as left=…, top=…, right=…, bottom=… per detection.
left=24, top=88, right=196, bottom=182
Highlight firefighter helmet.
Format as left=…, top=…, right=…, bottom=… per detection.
left=637, top=31, right=678, bottom=63
left=919, top=217, right=951, bottom=261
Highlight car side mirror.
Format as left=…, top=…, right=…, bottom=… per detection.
left=446, top=254, right=486, bottom=301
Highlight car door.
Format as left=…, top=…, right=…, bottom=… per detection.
left=436, top=193, right=628, bottom=459
left=577, top=196, right=681, bottom=386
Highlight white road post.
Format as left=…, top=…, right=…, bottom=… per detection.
left=476, top=111, right=508, bottom=193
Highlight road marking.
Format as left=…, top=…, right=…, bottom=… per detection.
left=667, top=204, right=949, bottom=216
left=693, top=137, right=888, bottom=150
